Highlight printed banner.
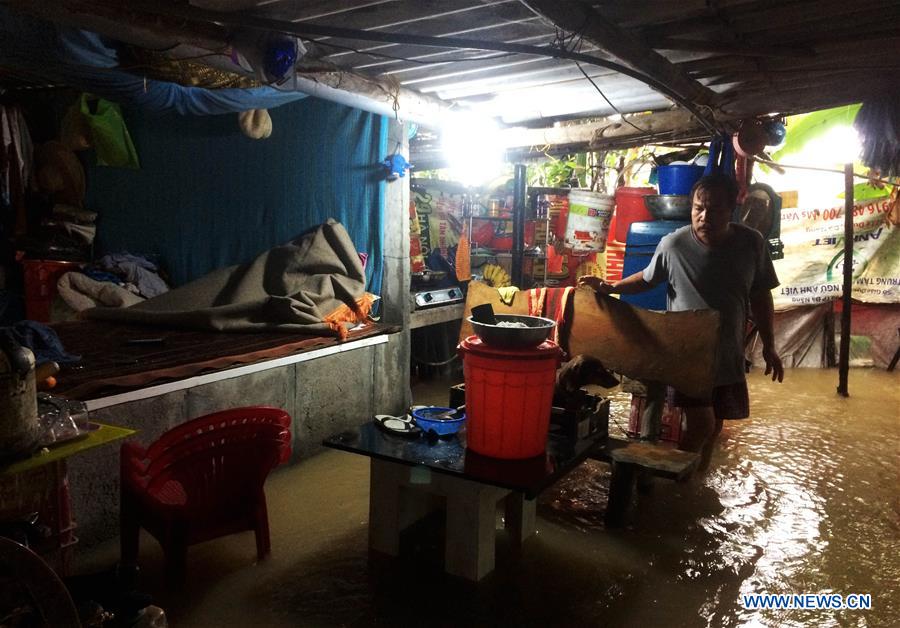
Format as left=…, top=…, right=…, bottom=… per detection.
left=772, top=196, right=899, bottom=308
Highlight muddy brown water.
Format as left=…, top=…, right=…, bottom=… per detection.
left=81, top=368, right=899, bottom=627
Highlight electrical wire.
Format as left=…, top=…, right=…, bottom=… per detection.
left=749, top=156, right=897, bottom=187
left=573, top=61, right=650, bottom=134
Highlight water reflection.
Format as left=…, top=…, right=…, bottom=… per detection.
left=158, top=369, right=898, bottom=628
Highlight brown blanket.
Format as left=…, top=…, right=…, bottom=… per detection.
left=86, top=220, right=369, bottom=337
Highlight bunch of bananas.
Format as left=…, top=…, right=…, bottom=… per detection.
left=481, top=263, right=512, bottom=288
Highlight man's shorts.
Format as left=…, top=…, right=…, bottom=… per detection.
left=669, top=380, right=750, bottom=420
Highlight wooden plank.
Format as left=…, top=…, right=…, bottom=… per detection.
left=608, top=440, right=699, bottom=480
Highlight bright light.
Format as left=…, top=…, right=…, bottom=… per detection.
left=754, top=123, right=864, bottom=208
left=800, top=125, right=862, bottom=166
left=440, top=113, right=506, bottom=187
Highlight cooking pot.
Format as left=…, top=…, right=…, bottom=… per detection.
left=411, top=269, right=447, bottom=287
left=468, top=314, right=556, bottom=348
left=643, top=194, right=692, bottom=220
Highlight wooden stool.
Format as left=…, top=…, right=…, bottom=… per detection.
left=600, top=439, right=699, bottom=526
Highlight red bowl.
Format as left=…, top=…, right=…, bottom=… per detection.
left=492, top=236, right=513, bottom=251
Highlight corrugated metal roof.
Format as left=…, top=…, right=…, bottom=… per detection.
left=7, top=0, right=898, bottom=130
left=219, top=0, right=897, bottom=123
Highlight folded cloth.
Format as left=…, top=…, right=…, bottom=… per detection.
left=57, top=272, right=144, bottom=311
left=97, top=253, right=168, bottom=298
left=2, top=320, right=80, bottom=364
left=86, top=220, right=371, bottom=338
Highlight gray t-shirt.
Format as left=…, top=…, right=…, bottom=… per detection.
left=642, top=223, right=779, bottom=387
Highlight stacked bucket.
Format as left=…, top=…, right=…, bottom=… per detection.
left=458, top=336, right=561, bottom=459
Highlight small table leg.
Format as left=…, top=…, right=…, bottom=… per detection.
left=445, top=486, right=502, bottom=581
left=368, top=459, right=405, bottom=556
left=605, top=461, right=636, bottom=527
left=503, top=493, right=536, bottom=548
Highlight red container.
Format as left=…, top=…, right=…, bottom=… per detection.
left=614, top=187, right=656, bottom=242
left=459, top=335, right=562, bottom=459
left=627, top=394, right=683, bottom=444
left=22, top=259, right=80, bottom=322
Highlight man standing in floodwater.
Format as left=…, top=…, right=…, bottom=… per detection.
left=579, top=173, right=784, bottom=470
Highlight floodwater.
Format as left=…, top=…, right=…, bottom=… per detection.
left=80, top=368, right=899, bottom=627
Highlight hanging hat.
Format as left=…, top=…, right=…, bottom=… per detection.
left=34, top=141, right=86, bottom=207
left=238, top=109, right=273, bottom=139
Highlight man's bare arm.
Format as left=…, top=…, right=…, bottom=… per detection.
left=750, top=289, right=784, bottom=382
left=578, top=271, right=653, bottom=295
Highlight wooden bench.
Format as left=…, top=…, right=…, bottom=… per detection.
left=593, top=438, right=699, bottom=526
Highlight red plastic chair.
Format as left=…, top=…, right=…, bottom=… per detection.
left=119, top=406, right=291, bottom=587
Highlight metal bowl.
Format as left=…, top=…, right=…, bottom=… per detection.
left=643, top=194, right=691, bottom=220
left=467, top=314, right=556, bottom=348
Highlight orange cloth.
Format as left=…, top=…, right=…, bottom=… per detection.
left=527, top=286, right=574, bottom=347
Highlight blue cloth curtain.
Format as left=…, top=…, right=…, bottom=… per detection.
left=85, top=98, right=387, bottom=294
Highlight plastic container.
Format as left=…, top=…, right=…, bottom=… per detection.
left=459, top=335, right=562, bottom=459
left=657, top=164, right=705, bottom=195
left=411, top=406, right=466, bottom=436
left=627, top=394, right=683, bottom=443
left=22, top=259, right=80, bottom=322
left=564, top=190, right=614, bottom=253
left=621, top=220, right=688, bottom=311
left=614, top=187, right=656, bottom=242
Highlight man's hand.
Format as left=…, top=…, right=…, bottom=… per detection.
left=762, top=345, right=784, bottom=382
left=578, top=275, right=615, bottom=294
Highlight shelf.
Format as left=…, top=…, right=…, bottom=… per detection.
left=410, top=303, right=465, bottom=329
left=469, top=216, right=551, bottom=222
left=471, top=252, right=546, bottom=258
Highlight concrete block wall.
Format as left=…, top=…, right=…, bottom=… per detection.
left=69, top=331, right=407, bottom=548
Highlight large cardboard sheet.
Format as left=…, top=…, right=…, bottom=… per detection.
left=568, top=289, right=719, bottom=398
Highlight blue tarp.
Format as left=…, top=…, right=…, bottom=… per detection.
left=1, top=7, right=386, bottom=296
left=85, top=99, right=387, bottom=294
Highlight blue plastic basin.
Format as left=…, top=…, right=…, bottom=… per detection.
left=657, top=164, right=705, bottom=195
left=411, top=406, right=466, bottom=436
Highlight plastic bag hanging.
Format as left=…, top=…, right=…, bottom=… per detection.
left=703, top=133, right=735, bottom=180
left=79, top=95, right=140, bottom=169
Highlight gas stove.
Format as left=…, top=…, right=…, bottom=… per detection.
left=412, top=286, right=464, bottom=310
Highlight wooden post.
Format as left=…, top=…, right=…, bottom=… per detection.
left=836, top=163, right=854, bottom=397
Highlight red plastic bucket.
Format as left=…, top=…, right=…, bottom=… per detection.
left=614, top=187, right=656, bottom=242
left=459, top=335, right=562, bottom=459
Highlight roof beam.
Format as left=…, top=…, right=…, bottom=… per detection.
left=653, top=37, right=816, bottom=58
left=522, top=0, right=722, bottom=108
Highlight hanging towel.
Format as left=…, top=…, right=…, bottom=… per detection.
left=526, top=286, right=574, bottom=348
